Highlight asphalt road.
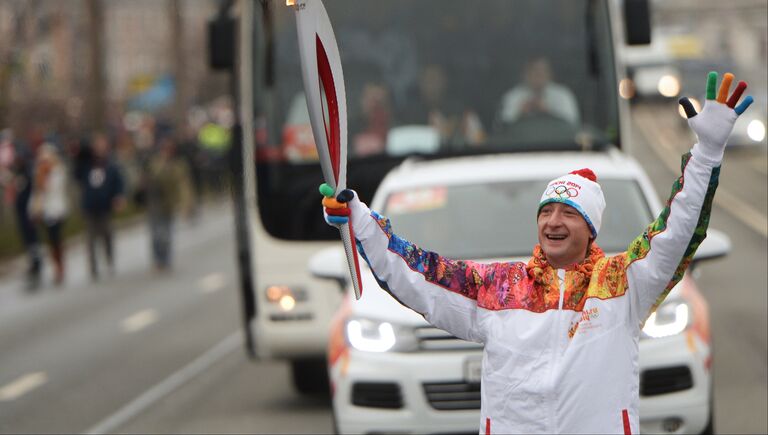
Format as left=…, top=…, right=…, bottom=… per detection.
left=0, top=102, right=765, bottom=434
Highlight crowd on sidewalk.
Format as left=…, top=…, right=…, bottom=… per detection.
left=0, top=117, right=230, bottom=291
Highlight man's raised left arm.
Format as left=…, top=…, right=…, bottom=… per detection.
left=625, top=72, right=753, bottom=327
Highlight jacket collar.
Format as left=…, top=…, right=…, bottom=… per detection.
left=527, top=243, right=605, bottom=290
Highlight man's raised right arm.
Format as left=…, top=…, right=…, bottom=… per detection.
left=324, top=188, right=490, bottom=344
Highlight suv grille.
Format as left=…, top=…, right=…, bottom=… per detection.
left=415, top=326, right=484, bottom=351
left=640, top=366, right=693, bottom=396
left=423, top=381, right=481, bottom=410
left=351, top=382, right=403, bottom=409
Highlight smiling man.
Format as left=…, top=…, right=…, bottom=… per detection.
left=322, top=72, right=753, bottom=434
left=537, top=167, right=604, bottom=269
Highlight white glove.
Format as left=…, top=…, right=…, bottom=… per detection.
left=320, top=184, right=370, bottom=230
left=679, top=72, right=753, bottom=164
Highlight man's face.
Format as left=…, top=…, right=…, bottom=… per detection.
left=537, top=202, right=592, bottom=268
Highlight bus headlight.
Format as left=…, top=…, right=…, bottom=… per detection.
left=265, top=285, right=307, bottom=312
left=642, top=300, right=691, bottom=339
left=658, top=75, right=681, bottom=98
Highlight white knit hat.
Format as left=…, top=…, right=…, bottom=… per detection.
left=538, top=168, right=606, bottom=238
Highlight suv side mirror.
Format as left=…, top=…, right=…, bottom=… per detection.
left=692, top=228, right=731, bottom=264
left=624, top=0, right=652, bottom=46
left=308, top=246, right=348, bottom=292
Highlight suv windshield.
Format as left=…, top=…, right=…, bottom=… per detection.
left=382, top=179, right=652, bottom=259
left=254, top=0, right=621, bottom=240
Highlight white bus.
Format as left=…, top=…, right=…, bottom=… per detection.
left=210, top=0, right=652, bottom=394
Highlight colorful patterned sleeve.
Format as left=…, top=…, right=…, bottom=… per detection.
left=350, top=199, right=494, bottom=344
left=625, top=152, right=720, bottom=327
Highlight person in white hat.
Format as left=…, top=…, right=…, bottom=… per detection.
left=28, top=143, right=70, bottom=285
left=322, top=72, right=753, bottom=434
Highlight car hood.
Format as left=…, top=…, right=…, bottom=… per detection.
left=348, top=266, right=428, bottom=326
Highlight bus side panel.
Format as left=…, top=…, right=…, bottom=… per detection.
left=250, top=220, right=342, bottom=359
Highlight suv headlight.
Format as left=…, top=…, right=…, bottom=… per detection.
left=747, top=119, right=766, bottom=142
left=642, top=299, right=691, bottom=339
left=345, top=318, right=418, bottom=353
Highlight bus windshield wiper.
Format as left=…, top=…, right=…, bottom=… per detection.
left=586, top=0, right=600, bottom=77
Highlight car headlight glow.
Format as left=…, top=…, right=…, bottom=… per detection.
left=658, top=75, right=680, bottom=98
left=642, top=300, right=690, bottom=339
left=346, top=319, right=397, bottom=352
left=619, top=78, right=636, bottom=100
left=747, top=119, right=766, bottom=142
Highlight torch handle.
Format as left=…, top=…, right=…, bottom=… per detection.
left=338, top=220, right=363, bottom=300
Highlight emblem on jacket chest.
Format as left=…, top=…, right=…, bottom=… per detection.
left=568, top=307, right=602, bottom=339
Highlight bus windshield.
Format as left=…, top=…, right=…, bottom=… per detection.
left=253, top=0, right=620, bottom=240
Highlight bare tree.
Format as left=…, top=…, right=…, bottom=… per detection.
left=169, top=0, right=187, bottom=130
left=85, top=0, right=106, bottom=132
left=0, top=1, right=24, bottom=129
left=0, top=56, right=10, bottom=130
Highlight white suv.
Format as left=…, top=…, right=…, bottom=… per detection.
left=313, top=149, right=728, bottom=435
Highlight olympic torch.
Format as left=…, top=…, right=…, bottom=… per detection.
left=290, top=0, right=363, bottom=299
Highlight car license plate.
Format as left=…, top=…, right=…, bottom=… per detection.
left=464, top=357, right=483, bottom=383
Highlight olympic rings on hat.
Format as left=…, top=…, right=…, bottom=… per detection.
left=545, top=185, right=579, bottom=199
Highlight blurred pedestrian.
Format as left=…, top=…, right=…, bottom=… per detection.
left=177, top=125, right=204, bottom=221
left=0, top=129, right=16, bottom=210
left=74, top=133, right=126, bottom=280
left=141, top=135, right=192, bottom=271
left=197, top=122, right=230, bottom=193
left=28, top=143, right=69, bottom=286
left=8, top=139, right=42, bottom=290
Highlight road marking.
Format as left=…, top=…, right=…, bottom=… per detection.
left=634, top=107, right=768, bottom=238
left=0, top=372, right=48, bottom=401
left=83, top=331, right=241, bottom=435
left=121, top=309, right=158, bottom=333
left=198, top=272, right=227, bottom=294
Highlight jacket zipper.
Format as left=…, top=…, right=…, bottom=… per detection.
left=548, top=269, right=567, bottom=432
left=557, top=269, right=565, bottom=311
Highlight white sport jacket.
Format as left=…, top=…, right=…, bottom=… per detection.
left=348, top=148, right=720, bottom=434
